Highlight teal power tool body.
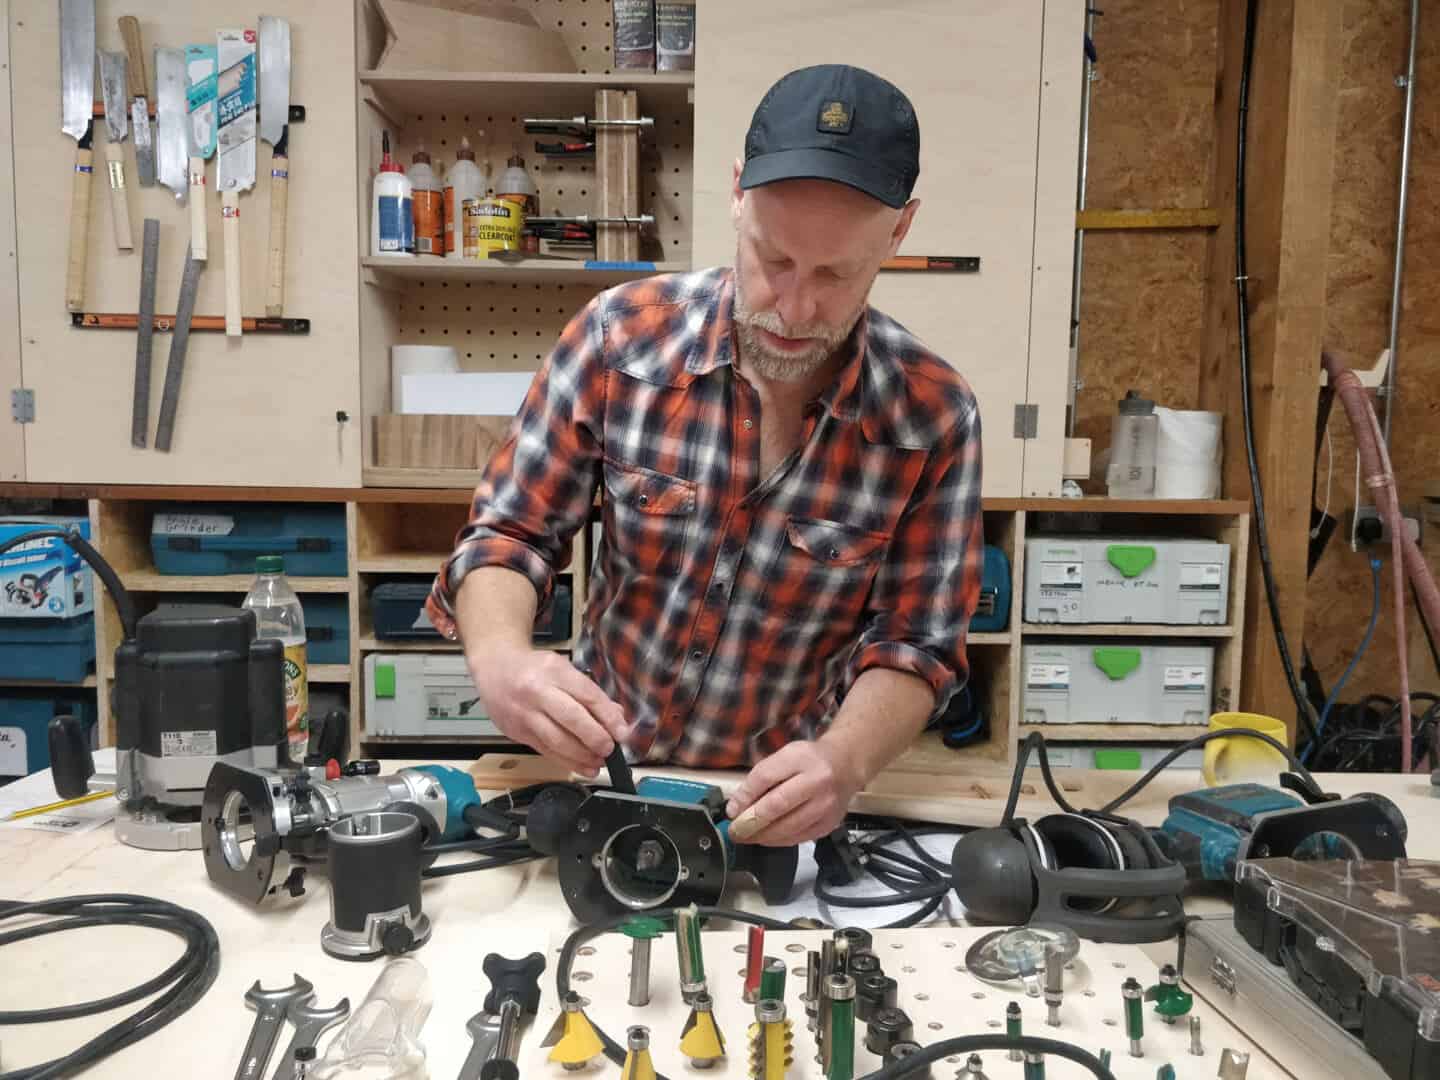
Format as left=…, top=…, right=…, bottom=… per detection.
left=1158, top=782, right=1408, bottom=883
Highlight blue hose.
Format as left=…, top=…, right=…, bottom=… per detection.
left=1304, top=556, right=1383, bottom=763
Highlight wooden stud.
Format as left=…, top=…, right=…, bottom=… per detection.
left=1075, top=208, right=1221, bottom=231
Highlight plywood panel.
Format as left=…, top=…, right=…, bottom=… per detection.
left=9, top=4, right=362, bottom=485
left=692, top=0, right=1073, bottom=499
left=0, top=1, right=24, bottom=480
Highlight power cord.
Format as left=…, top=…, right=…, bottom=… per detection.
left=1304, top=556, right=1383, bottom=764
left=554, top=905, right=1118, bottom=1080
left=0, top=894, right=220, bottom=1080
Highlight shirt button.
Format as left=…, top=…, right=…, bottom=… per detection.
left=637, top=493, right=649, bottom=506
left=828, top=546, right=840, bottom=560
left=742, top=418, right=753, bottom=430
left=691, top=649, right=704, bottom=660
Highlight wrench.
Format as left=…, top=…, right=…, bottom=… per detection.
left=271, top=996, right=351, bottom=1080
left=235, top=975, right=314, bottom=1080
left=455, top=1011, right=504, bottom=1080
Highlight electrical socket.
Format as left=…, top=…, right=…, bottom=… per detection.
left=1349, top=504, right=1422, bottom=551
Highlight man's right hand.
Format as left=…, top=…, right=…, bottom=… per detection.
left=467, top=643, right=629, bottom=777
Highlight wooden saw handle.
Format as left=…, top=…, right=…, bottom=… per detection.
left=189, top=156, right=208, bottom=261
left=222, top=189, right=241, bottom=336
left=66, top=143, right=94, bottom=313
left=118, top=16, right=147, bottom=98
left=266, top=148, right=288, bottom=317
left=105, top=141, right=133, bottom=251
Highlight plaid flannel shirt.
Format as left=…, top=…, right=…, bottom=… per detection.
left=428, top=267, right=983, bottom=767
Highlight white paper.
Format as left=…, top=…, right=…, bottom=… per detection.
left=1026, top=663, right=1070, bottom=689
left=0, top=725, right=26, bottom=775
left=153, top=512, right=235, bottom=536
left=0, top=748, right=117, bottom=834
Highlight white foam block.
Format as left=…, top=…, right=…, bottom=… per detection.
left=399, top=372, right=537, bottom=416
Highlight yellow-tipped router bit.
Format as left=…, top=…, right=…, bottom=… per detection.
left=747, top=998, right=794, bottom=1079
left=621, top=1025, right=657, bottom=1080
left=680, top=991, right=727, bottom=1068
left=542, top=991, right=605, bottom=1070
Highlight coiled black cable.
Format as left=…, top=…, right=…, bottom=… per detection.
left=0, top=894, right=220, bottom=1080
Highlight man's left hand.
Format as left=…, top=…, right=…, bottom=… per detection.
left=725, top=740, right=861, bottom=846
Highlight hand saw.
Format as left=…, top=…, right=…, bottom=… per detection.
left=60, top=0, right=95, bottom=312
left=216, top=28, right=256, bottom=337
left=117, top=16, right=155, bottom=188
left=97, top=51, right=133, bottom=251
left=185, top=45, right=218, bottom=261
left=258, top=16, right=291, bottom=317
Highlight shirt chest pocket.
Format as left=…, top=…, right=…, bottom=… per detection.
left=602, top=459, right=697, bottom=578
left=766, top=516, right=890, bottom=626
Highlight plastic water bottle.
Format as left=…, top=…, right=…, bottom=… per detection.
left=243, top=555, right=309, bottom=760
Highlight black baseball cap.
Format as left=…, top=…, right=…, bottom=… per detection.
left=739, top=65, right=920, bottom=209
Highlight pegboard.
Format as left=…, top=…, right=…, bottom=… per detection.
left=527, top=926, right=1289, bottom=1079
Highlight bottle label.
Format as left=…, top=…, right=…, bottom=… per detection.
left=413, top=190, right=443, bottom=254
left=402, top=195, right=415, bottom=253
left=377, top=194, right=405, bottom=252
left=284, top=642, right=310, bottom=757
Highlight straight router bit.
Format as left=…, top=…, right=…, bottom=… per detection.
left=1190, top=1015, right=1204, bottom=1056
left=674, top=906, right=706, bottom=1004
left=744, top=926, right=766, bottom=1004
left=747, top=999, right=794, bottom=1080
left=825, top=973, right=856, bottom=1080
left=1006, top=1001, right=1023, bottom=1062
left=1023, top=1050, right=1045, bottom=1080
left=1123, top=977, right=1145, bottom=1058
left=760, top=958, right=787, bottom=1002
left=1043, top=941, right=1065, bottom=1027
left=805, top=951, right=821, bottom=1032
left=958, top=1053, right=989, bottom=1079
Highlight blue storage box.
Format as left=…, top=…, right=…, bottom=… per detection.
left=372, top=576, right=572, bottom=642
left=150, top=504, right=347, bottom=576
left=0, top=516, right=95, bottom=619
left=0, top=613, right=95, bottom=683
left=0, top=691, right=97, bottom=779
left=304, top=595, right=351, bottom=666
left=971, top=545, right=1012, bottom=633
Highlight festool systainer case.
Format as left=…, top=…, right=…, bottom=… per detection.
left=1022, top=643, right=1214, bottom=726
left=1024, top=536, right=1230, bottom=624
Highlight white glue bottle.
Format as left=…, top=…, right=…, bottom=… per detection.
left=444, top=135, right=485, bottom=260
left=408, top=145, right=443, bottom=256
left=371, top=131, right=414, bottom=257
left=243, top=555, right=309, bottom=762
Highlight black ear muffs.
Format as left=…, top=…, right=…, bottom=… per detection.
left=949, top=826, right=1038, bottom=926
left=1034, top=813, right=1126, bottom=913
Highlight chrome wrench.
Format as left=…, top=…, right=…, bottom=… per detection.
left=455, top=1011, right=504, bottom=1080
left=236, top=975, right=313, bottom=1080
left=271, top=996, right=350, bottom=1080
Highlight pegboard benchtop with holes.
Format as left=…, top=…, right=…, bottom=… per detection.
left=533, top=926, right=1287, bottom=1078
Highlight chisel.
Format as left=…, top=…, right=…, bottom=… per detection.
left=258, top=16, right=291, bottom=317
left=59, top=0, right=95, bottom=313
left=132, top=218, right=159, bottom=448
left=216, top=28, right=257, bottom=337
left=117, top=16, right=155, bottom=187
left=97, top=52, right=134, bottom=251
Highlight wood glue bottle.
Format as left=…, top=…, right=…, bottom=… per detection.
left=408, top=145, right=443, bottom=256
left=371, top=131, right=414, bottom=257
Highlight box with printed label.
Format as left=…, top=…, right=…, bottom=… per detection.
left=364, top=653, right=499, bottom=739
left=0, top=517, right=95, bottom=620
left=149, top=504, right=347, bottom=577
left=1023, top=536, right=1230, bottom=625
left=1022, top=642, right=1214, bottom=726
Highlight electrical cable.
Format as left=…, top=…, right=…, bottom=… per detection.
left=1235, top=0, right=1319, bottom=745
left=553, top=905, right=1117, bottom=1080
left=1304, top=556, right=1383, bottom=763
left=0, top=894, right=220, bottom=1080
left=1002, top=733, right=1082, bottom=825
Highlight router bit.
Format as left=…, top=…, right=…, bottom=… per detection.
left=805, top=951, right=821, bottom=1032
left=1043, top=941, right=1065, bottom=1027
left=824, top=973, right=856, bottom=1080
left=1218, top=1049, right=1250, bottom=1079
left=747, top=998, right=794, bottom=1080
left=1006, top=1001, right=1023, bottom=1062
left=1190, top=1015, right=1204, bottom=1056
left=816, top=962, right=836, bottom=1065
left=1157, top=1067, right=1176, bottom=1080
left=744, top=926, right=765, bottom=1004
left=621, top=1025, right=657, bottom=1080
left=888, top=1041, right=929, bottom=1075
left=1123, top=976, right=1145, bottom=1058
left=760, top=957, right=787, bottom=1002
left=624, top=916, right=664, bottom=1008
left=957, top=1053, right=989, bottom=1079
left=1023, top=1049, right=1045, bottom=1080
left=679, top=991, right=726, bottom=1069
left=675, top=906, right=706, bottom=1004
left=833, top=936, right=851, bottom=976
left=541, top=991, right=604, bottom=1071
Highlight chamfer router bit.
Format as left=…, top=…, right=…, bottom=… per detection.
left=744, top=926, right=765, bottom=1004
left=825, top=973, right=856, bottom=1080
left=747, top=998, right=794, bottom=1080
left=679, top=991, right=726, bottom=1069
left=1218, top=1049, right=1251, bottom=1080
left=1190, top=1015, right=1204, bottom=1056
left=621, top=1025, right=656, bottom=1080
left=541, top=990, right=605, bottom=1071
left=1006, top=1001, right=1023, bottom=1062
left=1044, top=941, right=1065, bottom=1027
left=674, top=905, right=706, bottom=1004
left=1123, top=977, right=1145, bottom=1058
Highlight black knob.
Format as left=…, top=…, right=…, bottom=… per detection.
left=479, top=1062, right=519, bottom=1080
left=482, top=952, right=547, bottom=1015
left=294, top=1046, right=318, bottom=1062
left=382, top=923, right=415, bottom=956
left=342, top=759, right=381, bottom=777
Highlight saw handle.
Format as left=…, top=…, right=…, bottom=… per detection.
left=118, top=16, right=147, bottom=98
left=189, top=157, right=207, bottom=261
left=66, top=140, right=94, bottom=313
left=222, top=189, right=241, bottom=336
left=266, top=138, right=288, bottom=316
left=104, top=141, right=133, bottom=251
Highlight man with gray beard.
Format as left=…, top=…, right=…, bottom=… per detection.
left=429, top=65, right=984, bottom=846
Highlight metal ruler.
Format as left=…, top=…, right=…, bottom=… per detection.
left=132, top=218, right=159, bottom=448
left=154, top=249, right=204, bottom=452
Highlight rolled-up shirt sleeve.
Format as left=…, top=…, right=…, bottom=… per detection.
left=427, top=294, right=607, bottom=640
left=842, top=401, right=984, bottom=712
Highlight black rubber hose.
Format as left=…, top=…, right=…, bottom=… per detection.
left=0, top=894, right=220, bottom=1080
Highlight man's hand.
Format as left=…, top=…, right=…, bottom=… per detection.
left=724, top=740, right=862, bottom=846
left=468, top=643, right=629, bottom=777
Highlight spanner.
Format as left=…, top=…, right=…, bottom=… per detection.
left=236, top=976, right=314, bottom=1080
left=270, top=996, right=351, bottom=1080
left=455, top=1011, right=504, bottom=1080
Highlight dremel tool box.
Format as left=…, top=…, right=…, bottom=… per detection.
left=1022, top=642, right=1214, bottom=726
left=364, top=653, right=500, bottom=738
left=150, top=504, right=347, bottom=576
left=971, top=545, right=1011, bottom=633
left=1024, top=536, right=1230, bottom=624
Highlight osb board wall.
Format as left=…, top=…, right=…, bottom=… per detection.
left=1072, top=0, right=1219, bottom=460
left=1306, top=1, right=1440, bottom=702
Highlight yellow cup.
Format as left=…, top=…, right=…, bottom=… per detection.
left=1202, top=712, right=1290, bottom=785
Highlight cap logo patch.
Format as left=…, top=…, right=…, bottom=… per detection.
left=818, top=100, right=853, bottom=134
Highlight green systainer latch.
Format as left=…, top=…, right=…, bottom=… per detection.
left=1107, top=544, right=1157, bottom=578
left=1092, top=647, right=1142, bottom=681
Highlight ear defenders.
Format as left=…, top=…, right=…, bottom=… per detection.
left=950, top=811, right=1186, bottom=944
